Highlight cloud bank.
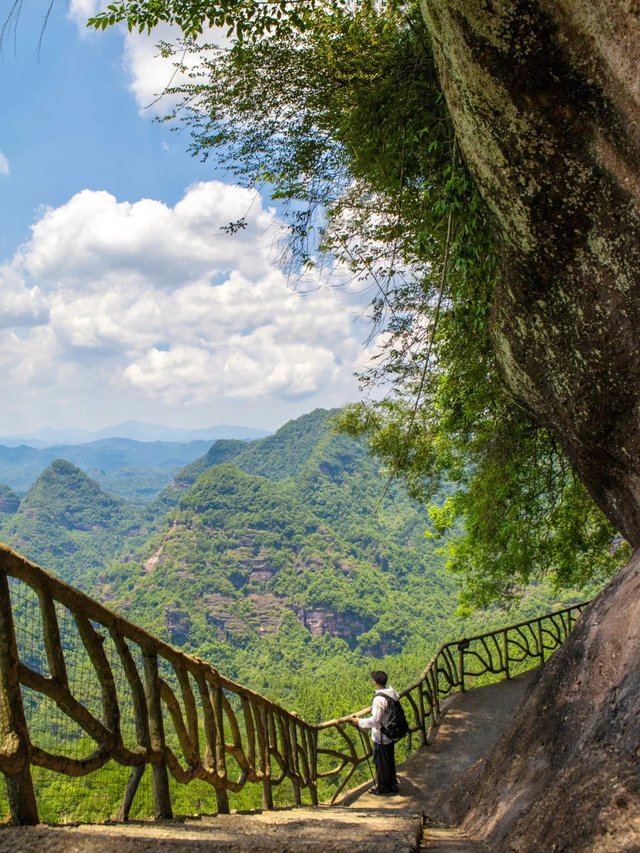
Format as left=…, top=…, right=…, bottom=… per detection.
left=1, top=182, right=370, bottom=429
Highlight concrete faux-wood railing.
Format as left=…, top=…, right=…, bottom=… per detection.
left=0, top=545, right=588, bottom=825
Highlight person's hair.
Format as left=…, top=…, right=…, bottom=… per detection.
left=370, top=670, right=388, bottom=686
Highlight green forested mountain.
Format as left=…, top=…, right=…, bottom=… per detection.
left=103, top=410, right=457, bottom=664
left=0, top=460, right=145, bottom=585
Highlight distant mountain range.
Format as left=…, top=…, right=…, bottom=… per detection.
left=0, top=438, right=214, bottom=497
left=0, top=408, right=458, bottom=656
left=0, top=421, right=271, bottom=448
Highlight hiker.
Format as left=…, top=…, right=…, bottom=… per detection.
left=349, top=669, right=399, bottom=795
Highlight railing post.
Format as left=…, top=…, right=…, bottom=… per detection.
left=537, top=619, right=545, bottom=664
left=457, top=639, right=469, bottom=692
left=260, top=706, right=273, bottom=810
left=286, top=716, right=302, bottom=806
left=0, top=573, right=38, bottom=825
left=430, top=665, right=440, bottom=724
left=503, top=630, right=511, bottom=679
left=211, top=684, right=230, bottom=814
left=142, top=651, right=173, bottom=820
left=417, top=684, right=427, bottom=746
left=308, top=727, right=318, bottom=806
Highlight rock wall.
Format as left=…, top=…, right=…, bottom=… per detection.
left=441, top=551, right=640, bottom=850
left=421, top=0, right=640, bottom=544
left=419, top=2, right=640, bottom=847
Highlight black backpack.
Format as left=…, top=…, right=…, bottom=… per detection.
left=377, top=692, right=409, bottom=742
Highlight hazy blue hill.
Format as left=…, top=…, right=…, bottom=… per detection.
left=0, top=421, right=270, bottom=446
left=0, top=461, right=143, bottom=586
left=61, top=438, right=212, bottom=471
left=0, top=438, right=212, bottom=498
left=0, top=483, right=20, bottom=514
left=86, top=421, right=270, bottom=443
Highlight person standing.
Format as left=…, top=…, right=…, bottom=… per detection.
left=349, top=670, right=399, bottom=795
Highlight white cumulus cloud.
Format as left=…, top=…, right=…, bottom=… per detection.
left=0, top=151, right=10, bottom=176
left=67, top=0, right=103, bottom=32
left=123, top=25, right=226, bottom=116
left=1, top=182, right=370, bottom=425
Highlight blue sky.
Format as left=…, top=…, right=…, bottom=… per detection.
left=0, top=1, right=373, bottom=435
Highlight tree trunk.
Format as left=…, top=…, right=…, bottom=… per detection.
left=419, top=1, right=640, bottom=847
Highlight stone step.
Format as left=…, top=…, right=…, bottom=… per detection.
left=0, top=807, right=423, bottom=853
left=421, top=826, right=490, bottom=851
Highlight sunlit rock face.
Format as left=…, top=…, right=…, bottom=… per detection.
left=421, top=0, right=640, bottom=545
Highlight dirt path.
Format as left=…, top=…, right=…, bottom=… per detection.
left=0, top=808, right=423, bottom=853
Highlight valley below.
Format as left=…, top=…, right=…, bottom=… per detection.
left=0, top=409, right=598, bottom=727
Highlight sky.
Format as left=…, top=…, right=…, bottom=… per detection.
left=0, top=0, right=377, bottom=435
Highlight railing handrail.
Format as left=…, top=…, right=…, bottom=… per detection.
left=439, top=604, right=591, bottom=651
left=0, top=543, right=590, bottom=823
left=0, top=545, right=300, bottom=719
left=317, top=601, right=590, bottom=728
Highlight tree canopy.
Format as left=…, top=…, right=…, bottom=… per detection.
left=89, top=0, right=628, bottom=606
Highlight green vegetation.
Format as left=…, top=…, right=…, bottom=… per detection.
left=0, top=409, right=602, bottom=823
left=0, top=410, right=602, bottom=701
left=94, top=409, right=598, bottom=722
left=0, top=460, right=146, bottom=586
left=105, top=410, right=460, bottom=661
left=87, top=0, right=627, bottom=606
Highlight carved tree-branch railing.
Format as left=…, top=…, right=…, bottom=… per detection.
left=319, top=597, right=588, bottom=802
left=0, top=545, right=589, bottom=823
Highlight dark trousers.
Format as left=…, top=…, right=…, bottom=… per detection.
left=373, top=741, right=397, bottom=792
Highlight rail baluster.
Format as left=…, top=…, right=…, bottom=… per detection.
left=503, top=630, right=510, bottom=679
left=142, top=651, right=173, bottom=819
left=0, top=573, right=38, bottom=825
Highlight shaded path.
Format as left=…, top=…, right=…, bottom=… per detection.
left=345, top=670, right=536, bottom=850
left=0, top=672, right=535, bottom=852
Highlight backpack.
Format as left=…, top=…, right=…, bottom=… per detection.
left=377, top=692, right=409, bottom=742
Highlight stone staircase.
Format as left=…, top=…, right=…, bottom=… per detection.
left=0, top=672, right=534, bottom=852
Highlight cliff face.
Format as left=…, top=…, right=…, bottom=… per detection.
left=421, top=0, right=640, bottom=545
left=419, top=1, right=640, bottom=847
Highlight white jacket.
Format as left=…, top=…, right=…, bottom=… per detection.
left=357, top=687, right=399, bottom=744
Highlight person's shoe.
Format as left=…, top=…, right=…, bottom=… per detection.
left=368, top=786, right=391, bottom=796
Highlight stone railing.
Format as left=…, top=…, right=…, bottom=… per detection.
left=0, top=545, right=589, bottom=823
